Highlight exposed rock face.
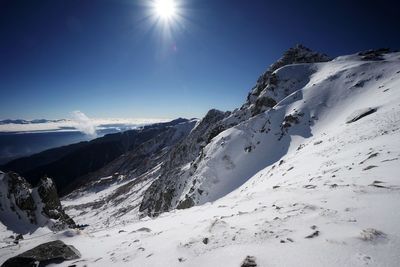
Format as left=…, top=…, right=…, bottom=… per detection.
left=243, top=44, right=331, bottom=115
left=37, top=177, right=76, bottom=230
left=139, top=109, right=231, bottom=216
left=1, top=240, right=80, bottom=267
left=241, top=256, right=257, bottom=267
left=0, top=171, right=75, bottom=232
left=139, top=45, right=331, bottom=217
left=6, top=172, right=36, bottom=224
left=358, top=48, right=391, bottom=61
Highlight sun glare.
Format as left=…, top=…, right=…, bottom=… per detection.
left=154, top=0, right=177, bottom=20
left=143, top=0, right=187, bottom=42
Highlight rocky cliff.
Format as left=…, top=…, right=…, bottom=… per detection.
left=0, top=171, right=75, bottom=233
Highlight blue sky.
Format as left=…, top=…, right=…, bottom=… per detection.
left=1, top=0, right=399, bottom=120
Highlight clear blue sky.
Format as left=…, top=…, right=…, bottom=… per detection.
left=1, top=0, right=399, bottom=119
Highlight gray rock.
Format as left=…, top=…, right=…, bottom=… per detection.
left=1, top=240, right=80, bottom=267
left=346, top=108, right=377, bottom=123
left=244, top=44, right=331, bottom=115
left=241, top=256, right=257, bottom=267
left=139, top=109, right=230, bottom=216
left=0, top=172, right=75, bottom=232
left=7, top=172, right=37, bottom=224
left=358, top=48, right=391, bottom=61
left=37, top=176, right=76, bottom=229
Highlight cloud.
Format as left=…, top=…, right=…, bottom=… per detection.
left=0, top=117, right=170, bottom=133
left=70, top=110, right=96, bottom=136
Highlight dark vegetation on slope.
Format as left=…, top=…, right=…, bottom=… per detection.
left=1, top=118, right=188, bottom=196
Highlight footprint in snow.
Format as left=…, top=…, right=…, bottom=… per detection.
left=352, top=253, right=373, bottom=265
left=130, top=227, right=152, bottom=234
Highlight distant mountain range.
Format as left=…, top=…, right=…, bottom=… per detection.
left=1, top=118, right=194, bottom=196
left=0, top=119, right=67, bottom=125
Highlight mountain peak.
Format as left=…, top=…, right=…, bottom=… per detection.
left=268, top=44, right=331, bottom=75
left=243, top=45, right=331, bottom=114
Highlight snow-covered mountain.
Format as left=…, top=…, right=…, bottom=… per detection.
left=1, top=46, right=400, bottom=266
left=140, top=45, right=332, bottom=216
left=140, top=46, right=400, bottom=218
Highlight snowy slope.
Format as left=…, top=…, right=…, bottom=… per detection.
left=1, top=49, right=400, bottom=266
left=170, top=52, right=400, bottom=208
left=140, top=49, right=400, bottom=216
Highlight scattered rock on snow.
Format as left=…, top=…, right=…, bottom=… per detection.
left=305, top=231, right=320, bottom=239
left=362, top=165, right=378, bottom=171
left=359, top=153, right=379, bottom=164
left=369, top=180, right=388, bottom=188
left=346, top=108, right=377, bottom=123
left=241, top=256, right=257, bottom=267
left=359, top=228, right=387, bottom=241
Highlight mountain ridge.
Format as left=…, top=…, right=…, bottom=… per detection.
left=1, top=46, right=400, bottom=267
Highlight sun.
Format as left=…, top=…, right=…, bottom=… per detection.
left=153, top=0, right=177, bottom=20
left=141, top=0, right=187, bottom=42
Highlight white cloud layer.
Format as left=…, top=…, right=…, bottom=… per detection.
left=0, top=113, right=170, bottom=134
left=70, top=110, right=96, bottom=136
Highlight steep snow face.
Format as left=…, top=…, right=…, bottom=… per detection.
left=142, top=51, right=400, bottom=214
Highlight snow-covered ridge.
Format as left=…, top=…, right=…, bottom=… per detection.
left=138, top=49, right=400, bottom=217
left=174, top=51, right=400, bottom=207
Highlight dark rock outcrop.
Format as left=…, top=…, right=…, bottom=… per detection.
left=37, top=176, right=76, bottom=230
left=241, top=256, right=257, bottom=267
left=244, top=44, right=331, bottom=116
left=1, top=240, right=80, bottom=267
left=0, top=172, right=75, bottom=232
left=358, top=48, right=391, bottom=61
left=139, top=109, right=230, bottom=216
left=6, top=172, right=37, bottom=224
left=346, top=108, right=377, bottom=123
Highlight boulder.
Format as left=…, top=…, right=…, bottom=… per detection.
left=241, top=256, right=257, bottom=267
left=1, top=240, right=80, bottom=267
